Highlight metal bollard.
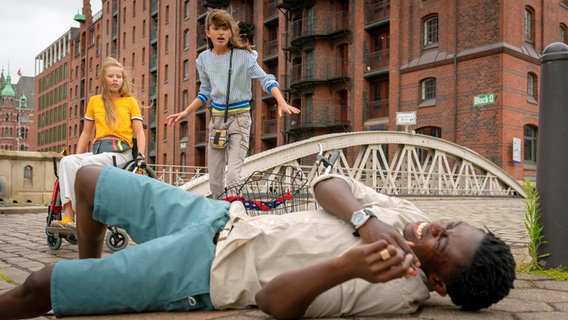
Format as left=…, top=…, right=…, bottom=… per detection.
left=537, top=42, right=568, bottom=268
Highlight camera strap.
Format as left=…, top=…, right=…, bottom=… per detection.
left=223, top=48, right=234, bottom=124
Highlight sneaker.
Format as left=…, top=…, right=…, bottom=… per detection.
left=50, top=216, right=73, bottom=228
left=65, top=220, right=77, bottom=230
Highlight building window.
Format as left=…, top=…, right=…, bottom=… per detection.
left=165, top=35, right=169, bottom=54
left=184, top=29, right=190, bottom=50
left=180, top=121, right=188, bottom=139
left=182, top=90, right=189, bottom=112
left=23, top=165, right=33, bottom=187
left=416, top=126, right=441, bottom=163
left=164, top=64, right=169, bottom=83
left=369, top=80, right=389, bottom=119
left=423, top=15, right=438, bottom=47
left=420, top=78, right=436, bottom=101
left=524, top=125, right=537, bottom=163
left=163, top=93, right=168, bottom=112
left=183, top=60, right=189, bottom=80
left=184, top=0, right=190, bottom=20
left=527, top=72, right=538, bottom=102
left=524, top=7, right=535, bottom=43
left=561, top=24, right=568, bottom=43
left=165, top=5, right=170, bottom=24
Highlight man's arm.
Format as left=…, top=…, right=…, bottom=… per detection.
left=312, top=176, right=419, bottom=267
left=255, top=241, right=412, bottom=320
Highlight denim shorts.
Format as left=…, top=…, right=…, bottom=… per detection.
left=51, top=166, right=230, bottom=317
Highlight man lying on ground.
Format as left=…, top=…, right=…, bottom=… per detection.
left=0, top=165, right=515, bottom=320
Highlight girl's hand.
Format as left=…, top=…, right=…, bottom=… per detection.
left=166, top=110, right=188, bottom=126
left=277, top=103, right=300, bottom=117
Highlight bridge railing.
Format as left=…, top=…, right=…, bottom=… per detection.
left=154, top=132, right=525, bottom=198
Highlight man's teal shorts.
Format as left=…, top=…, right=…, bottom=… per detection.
left=51, top=166, right=230, bottom=317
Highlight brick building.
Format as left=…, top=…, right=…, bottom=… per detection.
left=0, top=70, right=35, bottom=151
left=33, top=0, right=568, bottom=181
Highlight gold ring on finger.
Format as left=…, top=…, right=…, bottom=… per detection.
left=380, top=248, right=391, bottom=261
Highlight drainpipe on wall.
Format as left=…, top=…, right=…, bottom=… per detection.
left=453, top=0, right=458, bottom=143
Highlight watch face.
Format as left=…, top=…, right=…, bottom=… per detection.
left=352, top=212, right=365, bottom=225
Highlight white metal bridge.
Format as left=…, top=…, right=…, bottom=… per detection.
left=176, top=131, right=526, bottom=198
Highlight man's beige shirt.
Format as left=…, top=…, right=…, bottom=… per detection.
left=210, top=174, right=431, bottom=317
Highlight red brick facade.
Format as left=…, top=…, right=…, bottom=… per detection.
left=33, top=0, right=568, bottom=181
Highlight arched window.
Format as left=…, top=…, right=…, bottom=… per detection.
left=524, top=125, right=538, bottom=163
left=524, top=7, right=535, bottom=43
left=184, top=29, right=190, bottom=50
left=423, top=15, right=439, bottom=47
left=183, top=60, right=189, bottom=80
left=23, top=165, right=33, bottom=187
left=420, top=78, right=436, bottom=101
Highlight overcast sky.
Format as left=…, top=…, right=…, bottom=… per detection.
left=0, top=0, right=102, bottom=84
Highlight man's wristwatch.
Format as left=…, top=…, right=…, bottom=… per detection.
left=137, top=152, right=145, bottom=159
left=350, top=208, right=376, bottom=230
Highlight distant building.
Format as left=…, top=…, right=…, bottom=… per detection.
left=0, top=69, right=35, bottom=151
left=33, top=0, right=568, bottom=182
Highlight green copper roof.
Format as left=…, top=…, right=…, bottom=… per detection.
left=1, top=74, right=15, bottom=97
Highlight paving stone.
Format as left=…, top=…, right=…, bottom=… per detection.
left=1, top=201, right=567, bottom=320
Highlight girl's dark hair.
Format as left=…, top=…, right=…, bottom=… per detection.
left=446, top=231, right=516, bottom=311
left=205, top=9, right=253, bottom=52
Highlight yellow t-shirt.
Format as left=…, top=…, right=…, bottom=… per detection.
left=85, top=95, right=143, bottom=148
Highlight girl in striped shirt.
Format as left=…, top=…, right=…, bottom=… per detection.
left=167, top=9, right=299, bottom=199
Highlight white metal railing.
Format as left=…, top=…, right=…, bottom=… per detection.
left=179, top=132, right=526, bottom=198
left=148, top=164, right=208, bottom=187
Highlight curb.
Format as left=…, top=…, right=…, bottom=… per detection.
left=0, top=206, right=47, bottom=215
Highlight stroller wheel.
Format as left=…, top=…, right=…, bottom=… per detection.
left=65, top=234, right=78, bottom=245
left=105, top=228, right=129, bottom=251
left=47, top=234, right=62, bottom=250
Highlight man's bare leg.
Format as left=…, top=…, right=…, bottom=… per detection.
left=0, top=265, right=54, bottom=320
left=75, top=165, right=108, bottom=259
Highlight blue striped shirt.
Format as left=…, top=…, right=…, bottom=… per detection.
left=195, top=49, right=279, bottom=114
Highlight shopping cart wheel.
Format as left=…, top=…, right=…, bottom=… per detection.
left=47, top=234, right=62, bottom=250
left=105, top=228, right=129, bottom=251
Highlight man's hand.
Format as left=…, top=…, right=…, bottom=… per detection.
left=256, top=240, right=413, bottom=320
left=313, top=177, right=420, bottom=274
left=358, top=218, right=420, bottom=274
left=338, top=240, right=415, bottom=282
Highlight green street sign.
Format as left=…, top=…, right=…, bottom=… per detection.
left=473, top=93, right=496, bottom=106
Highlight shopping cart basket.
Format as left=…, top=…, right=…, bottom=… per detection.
left=221, top=169, right=316, bottom=216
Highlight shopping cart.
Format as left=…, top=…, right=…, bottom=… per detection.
left=221, top=168, right=317, bottom=216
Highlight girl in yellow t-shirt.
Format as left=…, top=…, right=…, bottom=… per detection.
left=51, top=57, right=146, bottom=229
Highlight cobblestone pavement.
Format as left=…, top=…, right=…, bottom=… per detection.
left=1, top=198, right=568, bottom=320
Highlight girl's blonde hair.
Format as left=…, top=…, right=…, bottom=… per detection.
left=205, top=9, right=253, bottom=52
left=99, top=57, right=135, bottom=128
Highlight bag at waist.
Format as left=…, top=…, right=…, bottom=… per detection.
left=93, top=137, right=131, bottom=154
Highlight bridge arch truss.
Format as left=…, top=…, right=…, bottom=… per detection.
left=182, top=131, right=526, bottom=198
